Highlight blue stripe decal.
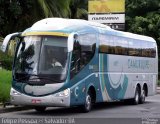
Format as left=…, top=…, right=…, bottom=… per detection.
left=99, top=54, right=128, bottom=100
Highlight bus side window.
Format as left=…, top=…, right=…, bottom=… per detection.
left=79, top=34, right=96, bottom=68
left=141, top=41, right=156, bottom=58
left=70, top=33, right=96, bottom=79
left=114, top=37, right=128, bottom=55
left=70, top=41, right=81, bottom=78
left=99, top=34, right=110, bottom=54
left=151, top=43, right=156, bottom=58
left=128, top=39, right=142, bottom=57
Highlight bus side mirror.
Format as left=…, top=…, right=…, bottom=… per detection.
left=1, top=32, right=21, bottom=52
left=67, top=33, right=78, bottom=52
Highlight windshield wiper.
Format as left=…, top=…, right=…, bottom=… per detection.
left=28, top=76, right=61, bottom=83
left=14, top=74, right=37, bottom=82
left=14, top=74, right=31, bottom=82
left=15, top=74, right=61, bottom=83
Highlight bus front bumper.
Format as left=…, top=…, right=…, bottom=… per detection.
left=10, top=88, right=70, bottom=107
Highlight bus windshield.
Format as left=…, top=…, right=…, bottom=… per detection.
left=14, top=35, right=68, bottom=84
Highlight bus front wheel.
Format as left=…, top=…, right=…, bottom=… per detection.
left=82, top=91, right=92, bottom=112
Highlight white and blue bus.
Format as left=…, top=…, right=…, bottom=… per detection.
left=1, top=18, right=158, bottom=112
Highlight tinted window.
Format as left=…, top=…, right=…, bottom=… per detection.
left=99, top=35, right=115, bottom=54
left=99, top=34, right=128, bottom=55
left=128, top=39, right=142, bottom=56
left=141, top=41, right=156, bottom=58
left=99, top=34, right=156, bottom=58
left=114, top=37, right=128, bottom=55
left=14, top=36, right=69, bottom=84
left=79, top=34, right=96, bottom=67
left=70, top=33, right=96, bottom=78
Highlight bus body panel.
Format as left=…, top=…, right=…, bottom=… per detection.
left=10, top=88, right=70, bottom=107
left=6, top=18, right=157, bottom=108
left=99, top=53, right=157, bottom=101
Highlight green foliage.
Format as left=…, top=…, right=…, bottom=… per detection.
left=126, top=12, right=160, bottom=42
left=70, top=0, right=88, bottom=19
left=0, top=0, right=80, bottom=37
left=0, top=69, right=12, bottom=103
left=0, top=50, right=13, bottom=70
left=126, top=0, right=159, bottom=17
left=126, top=0, right=160, bottom=44
left=0, top=0, right=36, bottom=37
left=37, top=0, right=71, bottom=18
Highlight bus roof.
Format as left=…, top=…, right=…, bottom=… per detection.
left=106, top=29, right=156, bottom=43
left=22, top=18, right=156, bottom=43
left=30, top=18, right=111, bottom=31
left=22, top=18, right=110, bottom=36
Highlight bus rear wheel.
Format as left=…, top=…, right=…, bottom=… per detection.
left=35, top=106, right=46, bottom=112
left=139, top=88, right=146, bottom=104
left=132, top=86, right=140, bottom=105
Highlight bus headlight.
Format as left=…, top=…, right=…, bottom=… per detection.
left=11, top=88, right=21, bottom=96
left=55, top=88, right=70, bottom=97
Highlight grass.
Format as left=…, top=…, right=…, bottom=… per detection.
left=0, top=69, right=12, bottom=103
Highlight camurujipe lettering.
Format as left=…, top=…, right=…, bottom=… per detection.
left=92, top=17, right=119, bottom=21
left=128, top=59, right=150, bottom=69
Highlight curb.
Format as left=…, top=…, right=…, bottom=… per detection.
left=0, top=106, right=33, bottom=114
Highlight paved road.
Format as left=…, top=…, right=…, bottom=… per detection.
left=0, top=95, right=160, bottom=124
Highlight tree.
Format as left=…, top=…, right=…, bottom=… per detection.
left=70, top=0, right=88, bottom=19
left=36, top=0, right=71, bottom=18
left=35, top=0, right=88, bottom=19
left=0, top=0, right=72, bottom=37
left=126, top=0, right=160, bottom=44
left=0, top=0, right=36, bottom=37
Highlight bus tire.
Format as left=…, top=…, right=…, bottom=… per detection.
left=132, top=86, right=140, bottom=105
left=82, top=91, right=92, bottom=113
left=139, top=88, right=146, bottom=104
left=35, top=106, right=46, bottom=112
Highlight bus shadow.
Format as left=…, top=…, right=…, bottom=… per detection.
left=17, top=100, right=153, bottom=116
left=92, top=100, right=152, bottom=111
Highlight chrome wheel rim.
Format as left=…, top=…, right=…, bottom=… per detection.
left=135, top=91, right=139, bottom=103
left=86, top=95, right=91, bottom=111
left=141, top=90, right=145, bottom=102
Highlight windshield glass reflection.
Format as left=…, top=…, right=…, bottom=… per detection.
left=14, top=36, right=68, bottom=84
